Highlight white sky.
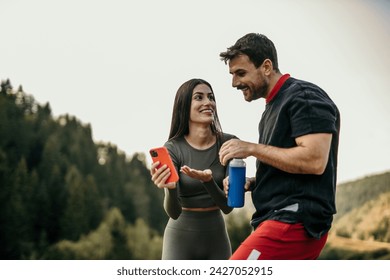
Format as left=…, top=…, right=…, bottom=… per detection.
left=1, top=0, right=389, bottom=184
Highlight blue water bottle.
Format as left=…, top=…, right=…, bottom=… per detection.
left=228, top=158, right=246, bottom=208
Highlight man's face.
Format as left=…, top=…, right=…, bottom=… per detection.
left=228, top=54, right=269, bottom=102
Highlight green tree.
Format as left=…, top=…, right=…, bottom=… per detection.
left=61, top=166, right=90, bottom=241
left=0, top=149, right=10, bottom=258
left=0, top=79, right=166, bottom=259
left=3, top=158, right=31, bottom=258
left=126, top=218, right=163, bottom=260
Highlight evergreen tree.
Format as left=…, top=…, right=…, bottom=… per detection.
left=61, top=166, right=89, bottom=241
left=0, top=149, right=10, bottom=258
left=0, top=79, right=166, bottom=259
left=3, top=159, right=30, bottom=258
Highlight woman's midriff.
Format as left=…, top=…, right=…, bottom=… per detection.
left=182, top=206, right=219, bottom=212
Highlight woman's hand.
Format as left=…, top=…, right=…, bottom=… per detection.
left=223, top=176, right=254, bottom=197
left=150, top=161, right=177, bottom=189
left=180, top=165, right=212, bottom=183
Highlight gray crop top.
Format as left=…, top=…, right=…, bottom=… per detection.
left=163, top=133, right=237, bottom=219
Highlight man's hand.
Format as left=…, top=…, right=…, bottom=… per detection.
left=219, top=139, right=254, bottom=166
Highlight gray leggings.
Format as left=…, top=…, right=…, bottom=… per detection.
left=162, top=209, right=232, bottom=260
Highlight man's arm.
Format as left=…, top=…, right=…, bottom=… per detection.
left=219, top=133, right=332, bottom=175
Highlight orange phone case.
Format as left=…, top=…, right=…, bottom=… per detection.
left=149, top=146, right=179, bottom=183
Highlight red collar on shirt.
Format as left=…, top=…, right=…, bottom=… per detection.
left=265, top=74, right=290, bottom=104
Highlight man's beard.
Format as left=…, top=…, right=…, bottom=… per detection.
left=250, top=80, right=269, bottom=101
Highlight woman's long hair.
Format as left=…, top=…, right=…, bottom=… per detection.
left=168, top=78, right=223, bottom=141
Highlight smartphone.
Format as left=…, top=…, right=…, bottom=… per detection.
left=149, top=146, right=179, bottom=183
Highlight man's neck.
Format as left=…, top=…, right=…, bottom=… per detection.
left=266, top=73, right=290, bottom=104
left=266, top=72, right=283, bottom=99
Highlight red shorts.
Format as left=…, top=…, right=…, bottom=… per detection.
left=230, top=220, right=328, bottom=260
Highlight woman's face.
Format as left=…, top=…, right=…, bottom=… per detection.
left=189, top=84, right=216, bottom=126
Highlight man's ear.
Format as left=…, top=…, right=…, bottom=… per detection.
left=262, top=59, right=273, bottom=75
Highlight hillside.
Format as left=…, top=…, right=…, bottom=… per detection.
left=332, top=191, right=390, bottom=242
left=333, top=171, right=390, bottom=242
left=334, top=171, right=390, bottom=220
left=320, top=171, right=390, bottom=259
left=320, top=235, right=390, bottom=260
left=0, top=79, right=166, bottom=259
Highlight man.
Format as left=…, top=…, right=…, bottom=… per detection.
left=219, top=33, right=340, bottom=260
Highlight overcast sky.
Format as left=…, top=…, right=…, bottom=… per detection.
left=1, top=0, right=389, bottom=184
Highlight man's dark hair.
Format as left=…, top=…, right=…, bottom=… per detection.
left=220, top=33, right=280, bottom=72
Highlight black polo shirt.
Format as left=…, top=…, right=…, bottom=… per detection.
left=251, top=76, right=340, bottom=239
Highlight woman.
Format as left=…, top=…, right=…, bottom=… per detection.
left=150, top=78, right=236, bottom=260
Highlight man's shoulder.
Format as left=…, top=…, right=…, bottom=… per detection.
left=285, top=77, right=325, bottom=94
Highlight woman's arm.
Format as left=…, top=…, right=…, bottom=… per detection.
left=202, top=179, right=233, bottom=214
left=150, top=161, right=182, bottom=219
left=180, top=166, right=233, bottom=214
left=163, top=188, right=182, bottom=219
